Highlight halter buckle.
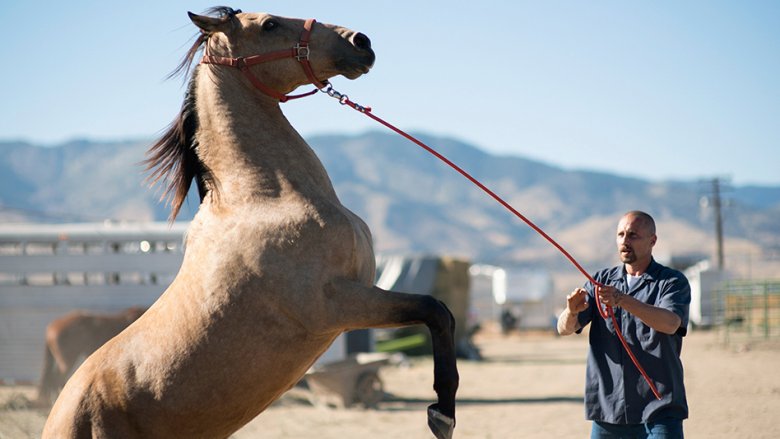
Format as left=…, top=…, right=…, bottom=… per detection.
left=294, top=43, right=310, bottom=61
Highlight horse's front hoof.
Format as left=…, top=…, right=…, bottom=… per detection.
left=427, top=404, right=455, bottom=439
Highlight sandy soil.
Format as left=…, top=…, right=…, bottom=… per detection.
left=2, top=328, right=778, bottom=438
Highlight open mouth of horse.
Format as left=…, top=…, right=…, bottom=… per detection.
left=344, top=66, right=370, bottom=79
left=334, top=50, right=375, bottom=79
left=340, top=60, right=374, bottom=79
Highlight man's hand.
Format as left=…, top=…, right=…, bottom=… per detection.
left=558, top=288, right=589, bottom=335
left=596, top=285, right=624, bottom=308
left=567, top=288, right=589, bottom=313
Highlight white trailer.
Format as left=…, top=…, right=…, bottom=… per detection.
left=684, top=260, right=728, bottom=328
left=0, top=221, right=187, bottom=383
left=468, top=264, right=555, bottom=331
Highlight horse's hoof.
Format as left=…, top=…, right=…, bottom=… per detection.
left=427, top=404, right=455, bottom=439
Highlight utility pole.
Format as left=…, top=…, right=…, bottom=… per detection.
left=711, top=178, right=724, bottom=271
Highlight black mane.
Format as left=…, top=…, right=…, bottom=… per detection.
left=142, top=7, right=240, bottom=221
left=143, top=70, right=211, bottom=222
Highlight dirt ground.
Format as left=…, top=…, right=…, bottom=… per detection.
left=2, top=327, right=778, bottom=438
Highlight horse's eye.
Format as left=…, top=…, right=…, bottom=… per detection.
left=262, top=20, right=279, bottom=31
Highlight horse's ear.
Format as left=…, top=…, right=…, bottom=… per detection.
left=188, top=11, right=232, bottom=35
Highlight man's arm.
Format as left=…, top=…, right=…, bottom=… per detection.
left=597, top=286, right=682, bottom=335
left=557, top=288, right=588, bottom=336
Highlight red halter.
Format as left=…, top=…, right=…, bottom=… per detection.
left=200, top=18, right=327, bottom=102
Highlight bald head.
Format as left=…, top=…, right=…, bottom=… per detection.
left=616, top=211, right=657, bottom=273
left=623, top=210, right=656, bottom=235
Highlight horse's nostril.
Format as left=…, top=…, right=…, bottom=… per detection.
left=352, top=32, right=371, bottom=50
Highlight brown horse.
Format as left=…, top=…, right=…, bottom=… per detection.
left=43, top=7, right=458, bottom=439
left=37, top=307, right=146, bottom=405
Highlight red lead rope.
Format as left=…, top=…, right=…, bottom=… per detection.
left=316, top=86, right=662, bottom=400
left=199, top=23, right=654, bottom=397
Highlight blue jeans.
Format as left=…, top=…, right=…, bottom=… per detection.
left=591, top=418, right=684, bottom=439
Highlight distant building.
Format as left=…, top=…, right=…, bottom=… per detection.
left=684, top=259, right=729, bottom=328
left=469, top=264, right=555, bottom=331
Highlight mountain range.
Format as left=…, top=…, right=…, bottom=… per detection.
left=2, top=132, right=778, bottom=278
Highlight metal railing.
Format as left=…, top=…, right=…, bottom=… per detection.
left=714, top=280, right=780, bottom=345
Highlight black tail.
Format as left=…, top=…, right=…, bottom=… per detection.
left=37, top=343, right=59, bottom=405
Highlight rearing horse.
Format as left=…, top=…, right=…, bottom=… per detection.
left=43, top=7, right=458, bottom=439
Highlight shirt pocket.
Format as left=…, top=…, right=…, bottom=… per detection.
left=636, top=321, right=656, bottom=348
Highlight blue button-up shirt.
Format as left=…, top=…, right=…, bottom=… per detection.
left=575, top=259, right=691, bottom=424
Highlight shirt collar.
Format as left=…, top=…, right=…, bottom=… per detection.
left=609, top=258, right=660, bottom=282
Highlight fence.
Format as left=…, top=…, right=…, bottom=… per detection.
left=715, top=280, right=780, bottom=345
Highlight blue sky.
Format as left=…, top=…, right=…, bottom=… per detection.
left=2, top=1, right=778, bottom=185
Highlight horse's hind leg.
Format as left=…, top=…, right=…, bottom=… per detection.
left=324, top=280, right=459, bottom=439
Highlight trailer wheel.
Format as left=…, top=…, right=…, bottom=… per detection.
left=354, top=371, right=383, bottom=409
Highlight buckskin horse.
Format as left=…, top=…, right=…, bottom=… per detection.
left=43, top=7, right=458, bottom=438
left=37, top=307, right=146, bottom=405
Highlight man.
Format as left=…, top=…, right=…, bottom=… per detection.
left=557, top=211, right=690, bottom=438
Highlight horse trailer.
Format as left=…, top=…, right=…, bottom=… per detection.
left=0, top=221, right=187, bottom=383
